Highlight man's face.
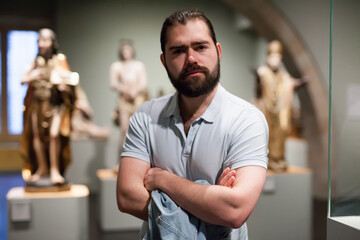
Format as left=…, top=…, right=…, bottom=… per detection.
left=161, top=19, right=222, bottom=97
left=38, top=31, right=53, bottom=57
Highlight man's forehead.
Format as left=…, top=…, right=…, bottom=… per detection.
left=165, top=19, right=212, bottom=47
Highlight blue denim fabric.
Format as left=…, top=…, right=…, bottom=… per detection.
left=143, top=180, right=247, bottom=240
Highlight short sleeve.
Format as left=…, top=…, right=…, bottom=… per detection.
left=121, top=104, right=151, bottom=163
left=224, top=107, right=269, bottom=170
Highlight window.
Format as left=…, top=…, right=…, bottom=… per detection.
left=1, top=30, right=38, bottom=141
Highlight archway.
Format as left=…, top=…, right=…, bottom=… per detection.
left=221, top=0, right=330, bottom=198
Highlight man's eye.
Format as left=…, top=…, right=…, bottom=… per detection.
left=196, top=45, right=207, bottom=51
left=173, top=49, right=184, bottom=54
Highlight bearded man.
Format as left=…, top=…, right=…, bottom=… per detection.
left=116, top=9, right=269, bottom=239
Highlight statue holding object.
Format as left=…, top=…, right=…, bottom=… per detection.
left=254, top=40, right=307, bottom=172
left=20, top=28, right=78, bottom=187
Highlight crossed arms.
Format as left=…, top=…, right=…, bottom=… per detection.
left=116, top=156, right=266, bottom=228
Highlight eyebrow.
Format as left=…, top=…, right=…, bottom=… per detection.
left=168, top=41, right=210, bottom=51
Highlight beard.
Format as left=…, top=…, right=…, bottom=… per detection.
left=166, top=60, right=220, bottom=98
left=38, top=47, right=54, bottom=61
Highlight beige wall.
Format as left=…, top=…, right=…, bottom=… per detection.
left=56, top=0, right=260, bottom=131
left=3, top=0, right=359, bottom=203
left=273, top=0, right=360, bottom=200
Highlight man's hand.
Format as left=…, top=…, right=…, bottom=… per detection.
left=217, top=167, right=236, bottom=188
left=144, top=167, right=166, bottom=191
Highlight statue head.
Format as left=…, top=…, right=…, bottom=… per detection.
left=266, top=40, right=282, bottom=71
left=118, top=40, right=135, bottom=61
left=38, top=28, right=59, bottom=59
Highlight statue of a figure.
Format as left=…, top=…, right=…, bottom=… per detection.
left=110, top=41, right=148, bottom=150
left=71, top=85, right=110, bottom=140
left=255, top=40, right=306, bottom=172
left=20, top=28, right=78, bottom=186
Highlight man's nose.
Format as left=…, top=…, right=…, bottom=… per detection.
left=186, top=49, right=197, bottom=64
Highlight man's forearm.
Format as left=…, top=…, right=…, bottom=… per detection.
left=117, top=184, right=150, bottom=221
left=144, top=166, right=266, bottom=228
left=159, top=172, right=243, bottom=227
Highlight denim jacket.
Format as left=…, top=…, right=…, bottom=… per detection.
left=142, top=180, right=248, bottom=240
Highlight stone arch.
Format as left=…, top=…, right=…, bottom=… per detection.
left=221, top=0, right=330, bottom=198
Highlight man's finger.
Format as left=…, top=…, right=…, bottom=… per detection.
left=217, top=167, right=230, bottom=185
left=218, top=169, right=236, bottom=186
left=224, top=175, right=235, bottom=188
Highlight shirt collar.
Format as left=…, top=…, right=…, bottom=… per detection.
left=164, top=84, right=225, bottom=123
left=200, top=84, right=224, bottom=123
left=164, top=92, right=180, bottom=120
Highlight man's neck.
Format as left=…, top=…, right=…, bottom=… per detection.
left=178, top=84, right=218, bottom=125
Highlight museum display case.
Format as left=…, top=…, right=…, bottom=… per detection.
left=327, top=0, right=360, bottom=238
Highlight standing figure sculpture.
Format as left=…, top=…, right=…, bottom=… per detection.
left=255, top=40, right=305, bottom=172
left=71, top=85, right=110, bottom=140
left=110, top=41, right=148, bottom=150
left=20, top=28, right=78, bottom=186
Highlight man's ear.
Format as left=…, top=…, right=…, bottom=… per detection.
left=160, top=53, right=165, bottom=67
left=216, top=43, right=222, bottom=60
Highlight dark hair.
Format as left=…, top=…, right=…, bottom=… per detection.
left=160, top=9, right=217, bottom=53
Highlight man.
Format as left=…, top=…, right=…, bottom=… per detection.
left=117, top=9, right=268, bottom=239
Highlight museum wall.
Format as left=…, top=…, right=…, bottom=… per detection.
left=56, top=0, right=260, bottom=133
left=2, top=0, right=358, bottom=200
left=56, top=0, right=360, bottom=199
left=273, top=0, right=360, bottom=199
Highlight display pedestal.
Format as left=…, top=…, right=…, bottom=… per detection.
left=246, top=166, right=312, bottom=240
left=7, top=185, right=89, bottom=240
left=67, top=138, right=119, bottom=193
left=327, top=216, right=360, bottom=240
left=96, top=169, right=143, bottom=231
left=285, top=137, right=308, bottom=168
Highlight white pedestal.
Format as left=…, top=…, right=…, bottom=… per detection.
left=67, top=138, right=119, bottom=193
left=285, top=138, right=308, bottom=168
left=327, top=216, right=360, bottom=240
left=246, top=166, right=312, bottom=240
left=97, top=169, right=143, bottom=231
left=7, top=185, right=89, bottom=240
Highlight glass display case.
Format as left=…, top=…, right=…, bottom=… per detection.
left=327, top=0, right=360, bottom=238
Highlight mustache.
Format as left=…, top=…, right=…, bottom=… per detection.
left=180, top=64, right=209, bottom=76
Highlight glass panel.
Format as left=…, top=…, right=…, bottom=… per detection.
left=329, top=0, right=360, bottom=218
left=0, top=32, right=2, bottom=133
left=7, top=30, right=39, bottom=135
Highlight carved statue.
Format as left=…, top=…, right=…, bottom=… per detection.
left=71, top=85, right=110, bottom=140
left=255, top=40, right=306, bottom=172
left=20, top=28, right=78, bottom=186
left=110, top=40, right=148, bottom=150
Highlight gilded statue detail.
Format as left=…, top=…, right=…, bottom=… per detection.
left=20, top=28, right=78, bottom=186
left=255, top=40, right=306, bottom=172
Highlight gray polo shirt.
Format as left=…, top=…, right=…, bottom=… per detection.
left=122, top=84, right=268, bottom=184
